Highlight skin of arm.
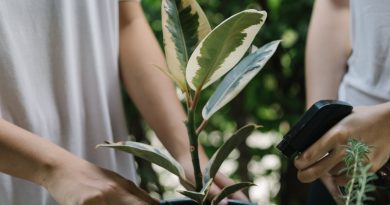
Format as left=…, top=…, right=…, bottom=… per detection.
left=305, top=0, right=351, bottom=107
left=0, top=119, right=157, bottom=205
left=296, top=0, right=390, bottom=202
left=118, top=1, right=247, bottom=201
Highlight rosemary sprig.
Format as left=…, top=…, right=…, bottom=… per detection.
left=342, top=138, right=377, bottom=205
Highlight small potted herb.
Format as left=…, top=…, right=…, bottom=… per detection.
left=98, top=0, right=279, bottom=204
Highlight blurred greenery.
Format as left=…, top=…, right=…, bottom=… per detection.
left=124, top=0, right=314, bottom=204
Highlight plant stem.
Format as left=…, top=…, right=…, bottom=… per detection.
left=185, top=90, right=193, bottom=110
left=357, top=169, right=368, bottom=205
left=196, top=120, right=208, bottom=135
left=187, top=108, right=203, bottom=191
left=186, top=89, right=203, bottom=191
left=346, top=150, right=359, bottom=205
left=191, top=90, right=201, bottom=110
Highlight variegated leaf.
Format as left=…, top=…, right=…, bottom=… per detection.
left=200, top=179, right=213, bottom=203
left=178, top=178, right=213, bottom=203
left=162, top=0, right=211, bottom=92
left=211, top=182, right=256, bottom=205
left=250, top=44, right=258, bottom=54
left=203, top=125, right=257, bottom=184
left=178, top=190, right=204, bottom=204
left=202, top=40, right=280, bottom=120
left=97, top=141, right=190, bottom=186
left=186, top=9, right=267, bottom=91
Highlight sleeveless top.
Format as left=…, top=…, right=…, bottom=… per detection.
left=339, top=0, right=390, bottom=105
left=0, top=1, right=137, bottom=204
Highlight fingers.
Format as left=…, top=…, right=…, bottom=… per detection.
left=331, top=175, right=349, bottom=186
left=207, top=183, right=242, bottom=205
left=295, top=125, right=349, bottom=171
left=205, top=172, right=250, bottom=205
left=207, top=184, right=225, bottom=204
left=213, top=173, right=249, bottom=201
left=321, top=175, right=341, bottom=196
left=296, top=145, right=346, bottom=183
left=74, top=188, right=149, bottom=205
left=327, top=162, right=349, bottom=185
left=328, top=162, right=346, bottom=176
left=368, top=151, right=390, bottom=173
left=102, top=170, right=158, bottom=205
left=126, top=180, right=159, bottom=205
left=294, top=122, right=350, bottom=184
left=48, top=161, right=156, bottom=205
left=320, top=175, right=344, bottom=204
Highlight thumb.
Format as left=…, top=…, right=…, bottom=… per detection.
left=214, top=173, right=249, bottom=201
left=207, top=184, right=228, bottom=205
left=127, top=180, right=159, bottom=205
left=320, top=176, right=344, bottom=205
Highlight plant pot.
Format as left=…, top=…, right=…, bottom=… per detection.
left=160, top=199, right=257, bottom=205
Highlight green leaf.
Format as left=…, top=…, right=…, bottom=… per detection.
left=179, top=178, right=213, bottom=203
left=200, top=179, right=214, bottom=203
left=202, top=40, right=280, bottom=120
left=162, top=0, right=211, bottom=93
left=97, top=141, right=191, bottom=188
left=211, top=182, right=256, bottom=205
left=203, top=125, right=257, bottom=184
left=186, top=9, right=267, bottom=91
left=178, top=190, right=205, bottom=204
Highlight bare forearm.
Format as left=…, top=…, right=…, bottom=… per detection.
left=305, top=0, right=350, bottom=108
left=0, top=118, right=158, bottom=204
left=0, top=119, right=77, bottom=186
left=119, top=2, right=189, bottom=161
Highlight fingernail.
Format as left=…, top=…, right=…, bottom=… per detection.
left=218, top=198, right=228, bottom=205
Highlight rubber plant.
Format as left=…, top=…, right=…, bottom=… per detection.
left=98, top=0, right=280, bottom=204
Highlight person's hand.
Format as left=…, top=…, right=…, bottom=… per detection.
left=294, top=103, right=390, bottom=185
left=320, top=175, right=345, bottom=205
left=43, top=158, right=158, bottom=205
left=178, top=149, right=249, bottom=205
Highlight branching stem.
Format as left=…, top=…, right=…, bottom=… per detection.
left=196, top=120, right=208, bottom=135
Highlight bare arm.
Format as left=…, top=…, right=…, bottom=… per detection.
left=0, top=119, right=67, bottom=185
left=118, top=2, right=189, bottom=162
left=305, top=0, right=351, bottom=108
left=0, top=119, right=156, bottom=205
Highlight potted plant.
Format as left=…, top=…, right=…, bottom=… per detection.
left=98, top=0, right=279, bottom=204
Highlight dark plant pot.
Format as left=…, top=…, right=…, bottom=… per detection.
left=160, top=199, right=257, bottom=205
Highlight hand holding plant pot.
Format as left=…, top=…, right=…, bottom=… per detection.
left=98, top=0, right=279, bottom=204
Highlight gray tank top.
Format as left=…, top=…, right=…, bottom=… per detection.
left=339, top=0, right=390, bottom=105
left=0, top=1, right=136, bottom=204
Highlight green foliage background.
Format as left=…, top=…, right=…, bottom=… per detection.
left=125, top=0, right=314, bottom=204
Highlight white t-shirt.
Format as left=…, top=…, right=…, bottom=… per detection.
left=0, top=1, right=137, bottom=204
left=339, top=0, right=390, bottom=105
